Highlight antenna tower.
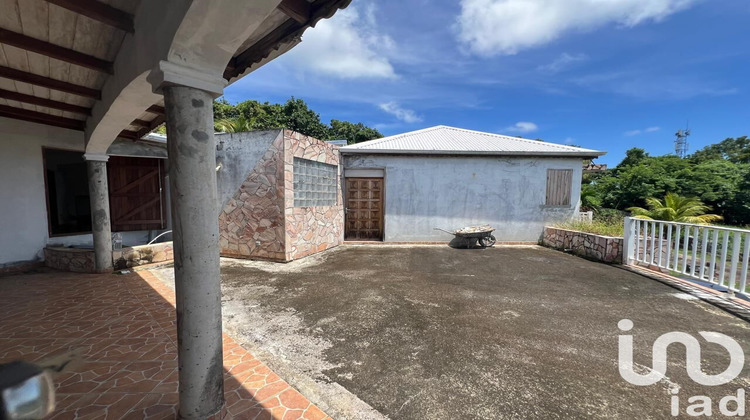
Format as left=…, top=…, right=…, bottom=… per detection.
left=674, top=126, right=690, bottom=158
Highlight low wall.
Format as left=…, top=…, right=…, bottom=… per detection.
left=44, top=242, right=173, bottom=273
left=542, top=227, right=623, bottom=264
left=114, top=242, right=174, bottom=269
left=44, top=247, right=96, bottom=273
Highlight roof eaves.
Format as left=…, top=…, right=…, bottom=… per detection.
left=339, top=148, right=607, bottom=158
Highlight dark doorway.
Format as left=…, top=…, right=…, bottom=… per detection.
left=43, top=148, right=91, bottom=235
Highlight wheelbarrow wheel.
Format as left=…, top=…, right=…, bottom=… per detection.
left=479, top=235, right=496, bottom=248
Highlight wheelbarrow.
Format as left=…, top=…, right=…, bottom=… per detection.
left=434, top=225, right=497, bottom=248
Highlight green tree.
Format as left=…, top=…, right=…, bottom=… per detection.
left=725, top=164, right=750, bottom=226
left=329, top=119, right=383, bottom=144
left=281, top=97, right=329, bottom=139
left=215, top=116, right=254, bottom=133
left=213, top=98, right=239, bottom=122
left=627, top=193, right=723, bottom=224
left=210, top=96, right=382, bottom=144
left=690, top=136, right=750, bottom=164
left=580, top=184, right=602, bottom=211
left=616, top=148, right=649, bottom=169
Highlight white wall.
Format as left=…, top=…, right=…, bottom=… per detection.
left=0, top=117, right=164, bottom=267
left=343, top=154, right=584, bottom=242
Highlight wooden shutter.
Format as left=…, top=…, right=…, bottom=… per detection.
left=108, top=156, right=166, bottom=231
left=546, top=169, right=573, bottom=206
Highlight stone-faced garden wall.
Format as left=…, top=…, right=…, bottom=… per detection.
left=113, top=242, right=174, bottom=270
left=218, top=132, right=286, bottom=261
left=217, top=130, right=343, bottom=262
left=282, top=130, right=344, bottom=261
left=44, top=247, right=96, bottom=273
left=542, top=227, right=623, bottom=264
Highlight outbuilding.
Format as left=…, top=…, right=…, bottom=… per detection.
left=340, top=125, right=605, bottom=242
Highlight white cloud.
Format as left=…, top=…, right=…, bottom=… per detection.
left=504, top=121, right=539, bottom=133
left=625, top=126, right=661, bottom=136
left=456, top=0, right=697, bottom=56
left=537, top=53, right=588, bottom=74
left=379, top=102, right=422, bottom=123
left=287, top=4, right=396, bottom=79
left=563, top=137, right=576, bottom=145
left=573, top=71, right=737, bottom=100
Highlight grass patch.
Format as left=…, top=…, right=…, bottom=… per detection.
left=555, top=211, right=625, bottom=237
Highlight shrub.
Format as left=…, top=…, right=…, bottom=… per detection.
left=555, top=210, right=625, bottom=237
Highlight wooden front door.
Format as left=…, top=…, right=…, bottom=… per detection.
left=345, top=178, right=384, bottom=241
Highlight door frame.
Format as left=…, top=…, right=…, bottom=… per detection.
left=343, top=168, right=386, bottom=241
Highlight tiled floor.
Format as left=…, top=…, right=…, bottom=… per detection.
left=0, top=269, right=329, bottom=420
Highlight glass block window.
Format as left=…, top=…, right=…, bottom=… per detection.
left=293, top=157, right=338, bottom=207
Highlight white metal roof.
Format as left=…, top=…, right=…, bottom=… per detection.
left=340, top=125, right=606, bottom=157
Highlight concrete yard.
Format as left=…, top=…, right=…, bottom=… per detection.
left=154, top=245, right=750, bottom=419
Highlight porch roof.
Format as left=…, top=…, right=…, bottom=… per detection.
left=0, top=0, right=350, bottom=151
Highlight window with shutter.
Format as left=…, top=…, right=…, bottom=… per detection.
left=108, top=156, right=166, bottom=232
left=545, top=169, right=573, bottom=206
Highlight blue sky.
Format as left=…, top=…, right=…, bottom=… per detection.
left=224, top=0, right=749, bottom=166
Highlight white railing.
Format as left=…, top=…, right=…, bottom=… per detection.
left=624, top=217, right=750, bottom=296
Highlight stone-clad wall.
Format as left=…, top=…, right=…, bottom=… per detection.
left=282, top=130, right=344, bottom=261
left=218, top=132, right=286, bottom=261
left=114, top=242, right=174, bottom=269
left=218, top=130, right=343, bottom=262
left=542, top=227, right=623, bottom=264
left=44, top=247, right=96, bottom=273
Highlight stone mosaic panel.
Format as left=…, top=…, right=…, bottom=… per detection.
left=44, top=247, right=96, bottom=273
left=283, top=130, right=344, bottom=261
left=542, top=227, right=623, bottom=264
left=218, top=132, right=286, bottom=261
left=218, top=130, right=343, bottom=262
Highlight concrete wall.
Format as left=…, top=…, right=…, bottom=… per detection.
left=343, top=154, right=584, bottom=242
left=216, top=130, right=280, bottom=209
left=0, top=117, right=168, bottom=268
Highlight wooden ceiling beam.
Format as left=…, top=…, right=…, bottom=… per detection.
left=134, top=114, right=165, bottom=140
left=278, top=0, right=312, bottom=24
left=0, top=28, right=113, bottom=74
left=118, top=129, right=139, bottom=140
left=146, top=105, right=165, bottom=115
left=225, top=0, right=348, bottom=80
left=43, top=0, right=135, bottom=33
left=0, top=104, right=85, bottom=131
left=0, top=66, right=101, bottom=99
left=0, top=88, right=91, bottom=115
left=224, top=19, right=299, bottom=80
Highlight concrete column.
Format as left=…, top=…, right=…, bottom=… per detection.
left=163, top=85, right=224, bottom=419
left=83, top=154, right=113, bottom=273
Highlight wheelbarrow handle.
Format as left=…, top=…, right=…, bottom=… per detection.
left=433, top=227, right=455, bottom=235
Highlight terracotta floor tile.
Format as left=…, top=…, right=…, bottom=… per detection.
left=1, top=270, right=329, bottom=420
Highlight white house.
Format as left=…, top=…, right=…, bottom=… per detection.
left=340, top=126, right=606, bottom=242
